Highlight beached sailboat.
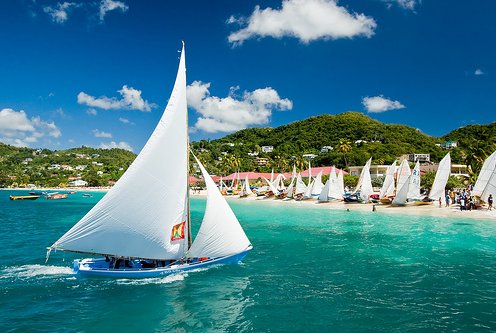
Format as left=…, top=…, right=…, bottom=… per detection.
left=473, top=150, right=496, bottom=202
left=47, top=43, right=252, bottom=278
left=379, top=161, right=396, bottom=204
left=293, top=173, right=307, bottom=201
left=345, top=158, right=373, bottom=203
left=416, top=153, right=451, bottom=205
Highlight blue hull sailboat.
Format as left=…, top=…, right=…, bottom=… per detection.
left=47, top=43, right=252, bottom=278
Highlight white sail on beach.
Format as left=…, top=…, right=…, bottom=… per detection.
left=407, top=160, right=421, bottom=201
left=355, top=158, right=373, bottom=202
left=318, top=178, right=332, bottom=202
left=428, top=152, right=451, bottom=203
left=380, top=161, right=396, bottom=199
left=392, top=175, right=410, bottom=206
left=396, top=159, right=411, bottom=193
left=311, top=170, right=324, bottom=196
left=295, top=173, right=307, bottom=196
left=473, top=150, right=496, bottom=198
left=337, top=169, right=345, bottom=197
left=481, top=167, right=496, bottom=203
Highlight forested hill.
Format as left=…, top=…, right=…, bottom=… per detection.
left=192, top=112, right=446, bottom=175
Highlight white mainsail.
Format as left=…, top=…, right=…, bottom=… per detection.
left=303, top=179, right=314, bottom=199
left=263, top=177, right=279, bottom=195
left=392, top=175, right=410, bottom=206
left=285, top=178, right=295, bottom=198
left=337, top=169, right=345, bottom=197
left=188, top=156, right=251, bottom=258
left=481, top=166, right=496, bottom=203
left=396, top=159, right=411, bottom=193
left=318, top=178, right=331, bottom=202
left=328, top=167, right=342, bottom=200
left=311, top=170, right=324, bottom=196
left=295, top=173, right=307, bottom=195
left=50, top=44, right=189, bottom=260
left=473, top=150, right=496, bottom=197
left=407, top=160, right=421, bottom=200
left=379, top=161, right=396, bottom=199
left=356, top=158, right=373, bottom=202
left=429, top=152, right=451, bottom=202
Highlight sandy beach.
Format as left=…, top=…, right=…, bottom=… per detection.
left=191, top=190, right=496, bottom=221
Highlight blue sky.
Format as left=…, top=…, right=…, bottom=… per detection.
left=0, top=0, right=494, bottom=152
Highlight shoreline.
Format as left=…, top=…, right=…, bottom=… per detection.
left=5, top=187, right=495, bottom=221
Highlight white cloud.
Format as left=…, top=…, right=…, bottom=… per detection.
left=99, top=141, right=133, bottom=152
left=228, top=0, right=376, bottom=45
left=362, top=95, right=405, bottom=113
left=0, top=108, right=61, bottom=147
left=77, top=85, right=155, bottom=112
left=99, top=0, right=129, bottom=21
left=43, top=2, right=80, bottom=24
left=119, top=117, right=134, bottom=125
left=92, top=129, right=113, bottom=138
left=86, top=108, right=98, bottom=116
left=385, top=0, right=420, bottom=10
left=474, top=69, right=485, bottom=76
left=187, top=81, right=292, bottom=133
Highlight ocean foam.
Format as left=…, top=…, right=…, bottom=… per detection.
left=0, top=264, right=74, bottom=279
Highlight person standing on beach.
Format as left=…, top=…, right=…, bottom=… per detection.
left=488, top=194, right=493, bottom=211
left=445, top=194, right=450, bottom=207
left=438, top=197, right=442, bottom=207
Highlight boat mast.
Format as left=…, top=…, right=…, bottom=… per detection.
left=184, top=41, right=192, bottom=249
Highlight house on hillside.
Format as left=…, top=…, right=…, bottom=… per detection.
left=255, top=157, right=269, bottom=166
left=261, top=146, right=274, bottom=153
left=69, top=179, right=87, bottom=187
left=441, top=141, right=457, bottom=149
left=320, top=146, right=333, bottom=153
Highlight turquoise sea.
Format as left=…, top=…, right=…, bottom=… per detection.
left=1, top=190, right=496, bottom=332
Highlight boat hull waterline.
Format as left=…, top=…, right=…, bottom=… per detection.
left=73, top=247, right=252, bottom=278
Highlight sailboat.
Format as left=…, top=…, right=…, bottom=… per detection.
left=47, top=43, right=252, bottom=278
left=416, top=152, right=451, bottom=205
left=473, top=150, right=496, bottom=202
left=392, top=160, right=422, bottom=206
left=345, top=158, right=373, bottom=203
left=379, top=161, right=396, bottom=204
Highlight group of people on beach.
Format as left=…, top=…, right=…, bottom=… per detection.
left=442, top=186, right=493, bottom=211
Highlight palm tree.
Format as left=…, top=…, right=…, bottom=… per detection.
left=337, top=139, right=352, bottom=169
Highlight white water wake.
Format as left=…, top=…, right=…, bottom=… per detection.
left=0, top=264, right=74, bottom=279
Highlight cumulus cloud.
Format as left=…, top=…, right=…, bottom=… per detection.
left=362, top=95, right=405, bottom=113
left=86, top=108, right=98, bottom=116
left=0, top=108, right=61, bottom=147
left=77, top=85, right=155, bottom=112
left=227, top=0, right=376, bottom=45
left=99, top=141, right=133, bottom=151
left=187, top=81, right=292, bottom=133
left=43, top=2, right=80, bottom=23
left=474, top=69, right=485, bottom=76
left=99, top=0, right=129, bottom=21
left=92, top=129, right=113, bottom=138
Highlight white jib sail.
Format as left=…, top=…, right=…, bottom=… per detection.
left=189, top=156, right=251, bottom=258
left=286, top=178, right=295, bottom=198
left=318, top=178, right=331, bottom=201
left=328, top=167, right=342, bottom=199
left=396, top=159, right=411, bottom=193
left=380, top=161, right=396, bottom=199
left=311, top=171, right=324, bottom=196
left=481, top=166, right=496, bottom=202
left=473, top=150, right=496, bottom=197
left=303, top=179, right=314, bottom=199
left=392, top=175, right=410, bottom=206
left=337, top=169, right=345, bottom=197
left=51, top=44, right=189, bottom=260
left=295, top=173, right=307, bottom=195
left=407, top=160, right=421, bottom=200
left=264, top=177, right=279, bottom=194
left=356, top=158, right=373, bottom=201
left=429, top=152, right=451, bottom=202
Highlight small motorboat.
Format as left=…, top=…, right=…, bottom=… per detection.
left=10, top=195, right=41, bottom=201
left=82, top=193, right=93, bottom=197
left=46, top=193, right=68, bottom=200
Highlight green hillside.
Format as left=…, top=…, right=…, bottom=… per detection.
left=191, top=112, right=449, bottom=175
left=0, top=144, right=136, bottom=187
left=1, top=112, right=494, bottom=187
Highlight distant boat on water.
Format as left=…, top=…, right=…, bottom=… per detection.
left=46, top=193, right=68, bottom=200
left=29, top=191, right=47, bottom=196
left=10, top=195, right=40, bottom=201
left=81, top=193, right=93, bottom=197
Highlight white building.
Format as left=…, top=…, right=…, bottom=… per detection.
left=320, top=146, right=333, bottom=153
left=261, top=146, right=274, bottom=153
left=69, top=179, right=88, bottom=187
